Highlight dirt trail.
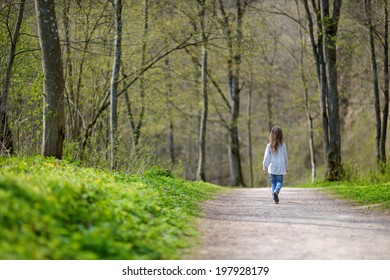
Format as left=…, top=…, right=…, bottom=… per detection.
left=195, top=188, right=390, bottom=259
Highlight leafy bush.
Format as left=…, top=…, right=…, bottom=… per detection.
left=0, top=156, right=222, bottom=259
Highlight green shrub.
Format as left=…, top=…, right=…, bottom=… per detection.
left=0, top=156, right=222, bottom=259
left=144, top=167, right=174, bottom=178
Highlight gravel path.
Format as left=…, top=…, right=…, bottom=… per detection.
left=195, top=188, right=390, bottom=259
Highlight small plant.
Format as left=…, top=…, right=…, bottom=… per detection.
left=144, top=167, right=174, bottom=178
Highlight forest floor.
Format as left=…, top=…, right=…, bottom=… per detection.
left=193, top=188, right=390, bottom=259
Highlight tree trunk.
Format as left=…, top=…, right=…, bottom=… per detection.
left=247, top=69, right=254, bottom=187
left=0, top=0, right=25, bottom=155
left=165, top=57, right=175, bottom=166
left=62, top=0, right=74, bottom=139
left=296, top=0, right=316, bottom=182
left=365, top=0, right=382, bottom=163
left=135, top=0, right=148, bottom=150
left=197, top=0, right=208, bottom=181
left=35, top=0, right=65, bottom=159
left=168, top=120, right=175, bottom=166
left=324, top=1, right=341, bottom=177
left=184, top=105, right=194, bottom=179
left=381, top=0, right=389, bottom=165
left=266, top=87, right=273, bottom=132
left=124, top=0, right=148, bottom=154
left=303, top=0, right=329, bottom=163
left=219, top=0, right=245, bottom=186
left=110, top=0, right=122, bottom=170
left=322, top=0, right=342, bottom=181
left=303, top=0, right=341, bottom=181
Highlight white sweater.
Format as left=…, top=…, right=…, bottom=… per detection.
left=263, top=143, right=288, bottom=175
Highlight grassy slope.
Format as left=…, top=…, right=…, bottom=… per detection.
left=294, top=181, right=390, bottom=210
left=0, top=156, right=223, bottom=260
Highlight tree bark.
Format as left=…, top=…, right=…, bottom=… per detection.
left=168, top=120, right=175, bottom=166
left=196, top=0, right=208, bottom=181
left=322, top=0, right=342, bottom=180
left=365, top=0, right=382, bottom=163
left=381, top=0, right=389, bottom=165
left=303, top=0, right=329, bottom=169
left=303, top=0, right=341, bottom=180
left=62, top=0, right=74, bottom=139
left=165, top=57, right=175, bottom=166
left=247, top=68, right=254, bottom=187
left=135, top=0, right=148, bottom=150
left=110, top=0, right=122, bottom=170
left=296, top=0, right=316, bottom=182
left=35, top=0, right=65, bottom=159
left=219, top=0, right=245, bottom=186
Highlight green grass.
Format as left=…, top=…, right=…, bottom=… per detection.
left=0, top=156, right=223, bottom=260
left=293, top=180, right=390, bottom=209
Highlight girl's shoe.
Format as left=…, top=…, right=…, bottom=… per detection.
left=273, top=192, right=279, bottom=203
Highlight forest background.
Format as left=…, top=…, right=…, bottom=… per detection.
left=1, top=0, right=389, bottom=187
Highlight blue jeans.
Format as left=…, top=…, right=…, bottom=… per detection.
left=269, top=174, right=284, bottom=193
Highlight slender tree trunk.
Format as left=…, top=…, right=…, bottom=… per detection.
left=381, top=0, right=389, bottom=165
left=296, top=0, right=316, bottom=182
left=110, top=0, right=122, bottom=170
left=303, top=0, right=329, bottom=163
left=124, top=0, right=148, bottom=154
left=247, top=69, right=254, bottom=187
left=165, top=57, right=175, bottom=166
left=135, top=0, right=148, bottom=150
left=0, top=0, right=25, bottom=155
left=218, top=132, right=224, bottom=185
left=219, top=0, right=245, bottom=186
left=62, top=0, right=74, bottom=138
left=197, top=0, right=208, bottom=181
left=168, top=120, right=175, bottom=166
left=76, top=3, right=111, bottom=159
left=184, top=105, right=193, bottom=179
left=365, top=0, right=382, bottom=163
left=35, top=0, right=65, bottom=159
left=233, top=0, right=245, bottom=186
left=266, top=87, right=273, bottom=132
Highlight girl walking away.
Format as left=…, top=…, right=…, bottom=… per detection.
left=263, top=126, right=288, bottom=204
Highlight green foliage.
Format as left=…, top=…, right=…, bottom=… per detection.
left=144, top=167, right=174, bottom=178
left=294, top=157, right=390, bottom=210
left=321, top=181, right=390, bottom=209
left=294, top=176, right=390, bottom=210
left=0, top=156, right=222, bottom=259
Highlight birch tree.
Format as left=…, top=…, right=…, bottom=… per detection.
left=196, top=0, right=208, bottom=181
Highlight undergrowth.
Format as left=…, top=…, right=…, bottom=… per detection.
left=0, top=156, right=222, bottom=259
left=294, top=165, right=390, bottom=209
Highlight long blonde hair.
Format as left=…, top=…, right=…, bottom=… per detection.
left=269, top=126, right=284, bottom=153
